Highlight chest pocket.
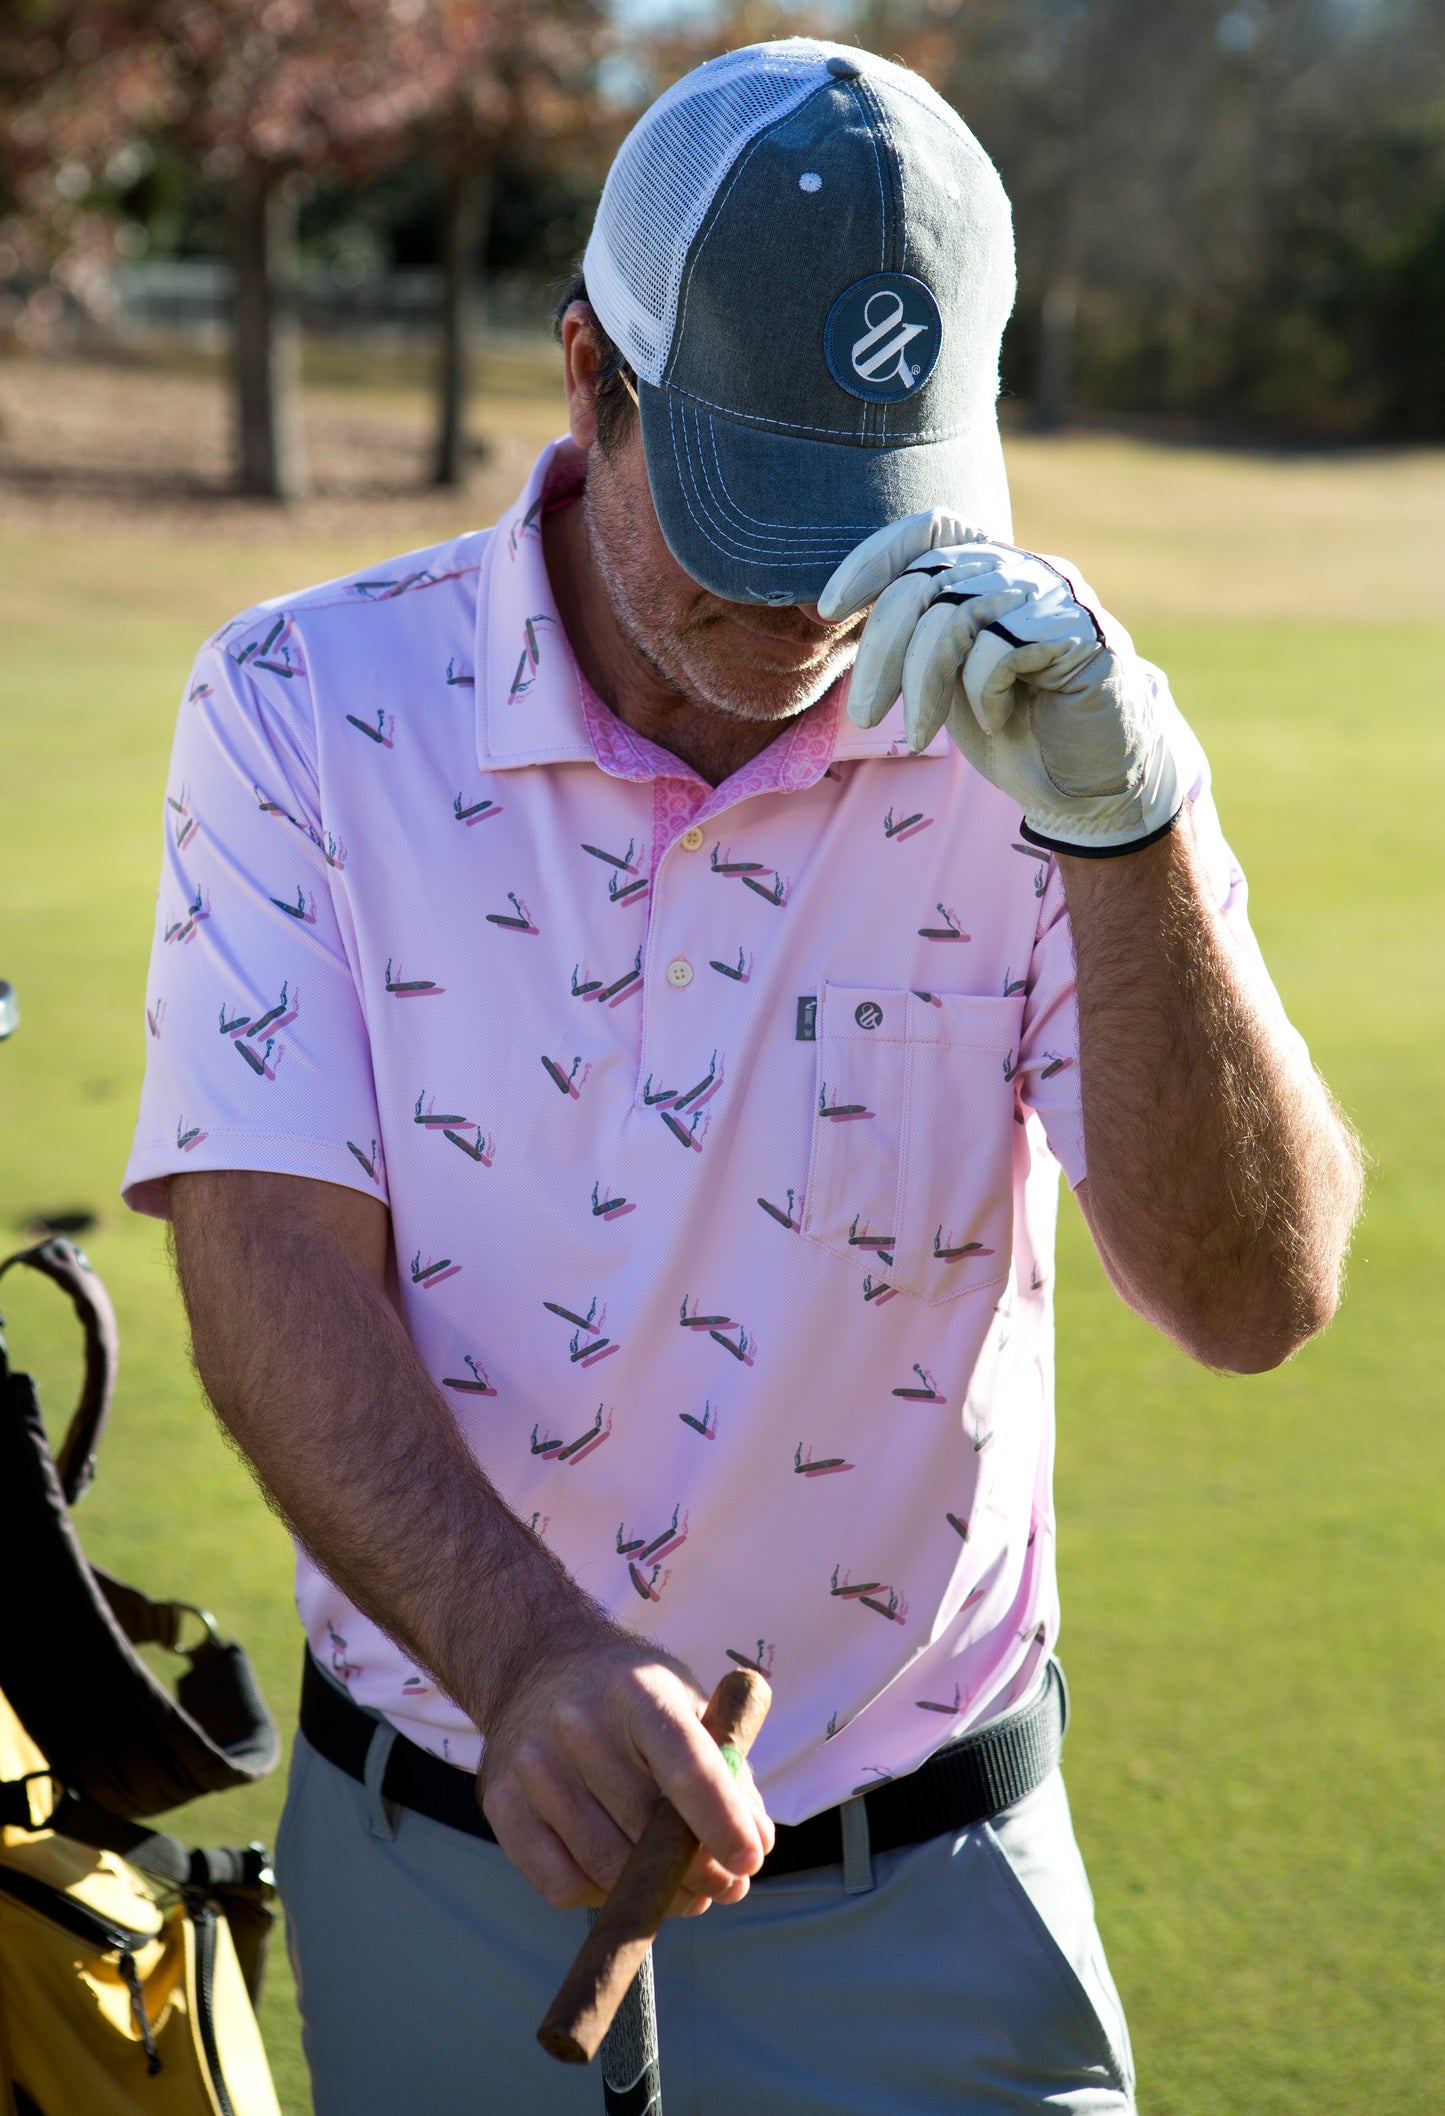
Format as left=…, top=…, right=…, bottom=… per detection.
left=801, top=984, right=1025, bottom=1305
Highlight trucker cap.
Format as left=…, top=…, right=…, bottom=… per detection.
left=581, top=37, right=1016, bottom=606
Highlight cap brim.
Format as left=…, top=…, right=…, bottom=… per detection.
left=639, top=382, right=1013, bottom=606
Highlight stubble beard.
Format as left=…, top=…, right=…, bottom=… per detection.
left=583, top=467, right=859, bottom=726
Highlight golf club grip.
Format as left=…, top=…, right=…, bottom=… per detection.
left=598, top=1939, right=661, bottom=2116
left=537, top=1668, right=772, bottom=2065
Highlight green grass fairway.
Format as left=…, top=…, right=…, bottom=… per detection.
left=1, top=405, right=1441, bottom=2114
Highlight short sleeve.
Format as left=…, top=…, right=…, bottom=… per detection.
left=1012, top=660, right=1309, bottom=1193
left=123, top=615, right=388, bottom=1217
left=1016, top=853, right=1086, bottom=1186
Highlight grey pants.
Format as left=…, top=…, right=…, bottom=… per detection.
left=276, top=1728, right=1136, bottom=2114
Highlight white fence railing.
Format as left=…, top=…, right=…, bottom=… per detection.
left=110, top=258, right=554, bottom=341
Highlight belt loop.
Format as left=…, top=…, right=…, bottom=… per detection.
left=1050, top=1656, right=1070, bottom=1740
left=362, top=1719, right=400, bottom=1842
left=839, top=1796, right=874, bottom=1895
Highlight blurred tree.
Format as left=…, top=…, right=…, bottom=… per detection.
left=0, top=2, right=156, bottom=344
left=865, top=0, right=1445, bottom=440
left=866, top=0, right=1250, bottom=427
left=417, top=0, right=610, bottom=489
left=1, top=0, right=533, bottom=498
left=136, top=0, right=500, bottom=500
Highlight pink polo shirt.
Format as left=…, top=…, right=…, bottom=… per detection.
left=125, top=440, right=1274, bottom=1821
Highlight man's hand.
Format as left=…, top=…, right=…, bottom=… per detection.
left=819, top=510, right=1185, bottom=856
left=823, top=514, right=1364, bottom=1371
left=168, top=1169, right=774, bottom=1919
left=478, top=1638, right=774, bottom=1916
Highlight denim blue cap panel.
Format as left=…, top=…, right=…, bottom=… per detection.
left=640, top=382, right=1010, bottom=607
left=634, top=64, right=1015, bottom=603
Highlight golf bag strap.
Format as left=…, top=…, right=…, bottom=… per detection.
left=60, top=1802, right=271, bottom=1895
left=0, top=1779, right=269, bottom=1895
left=93, top=1568, right=224, bottom=1656
left=0, top=1238, right=116, bottom=1505
left=0, top=1253, right=280, bottom=1816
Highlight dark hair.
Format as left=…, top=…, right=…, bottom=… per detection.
left=552, top=269, right=638, bottom=456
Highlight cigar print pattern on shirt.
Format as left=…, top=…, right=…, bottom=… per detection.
left=126, top=456, right=1247, bottom=1810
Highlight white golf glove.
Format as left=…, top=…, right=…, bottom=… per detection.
left=819, top=510, right=1185, bottom=855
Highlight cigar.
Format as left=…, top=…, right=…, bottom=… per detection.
left=537, top=1667, right=772, bottom=2065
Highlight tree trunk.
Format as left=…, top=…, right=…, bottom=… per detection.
left=433, top=169, right=492, bottom=488
left=232, top=158, right=308, bottom=500
left=1033, top=272, right=1079, bottom=433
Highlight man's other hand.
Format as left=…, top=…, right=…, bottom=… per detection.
left=476, top=1638, right=774, bottom=1917
left=820, top=512, right=1185, bottom=856
left=169, top=1170, right=774, bottom=1921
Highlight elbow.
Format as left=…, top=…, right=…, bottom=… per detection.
left=1182, top=1275, right=1342, bottom=1376
left=1205, top=1328, right=1313, bottom=1378
left=1216, top=1148, right=1365, bottom=1371
left=1086, top=1175, right=1359, bottom=1376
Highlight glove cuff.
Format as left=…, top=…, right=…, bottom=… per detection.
left=1018, top=808, right=1184, bottom=860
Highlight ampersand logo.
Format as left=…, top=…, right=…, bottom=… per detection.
left=855, top=1000, right=884, bottom=1031
left=824, top=274, right=942, bottom=404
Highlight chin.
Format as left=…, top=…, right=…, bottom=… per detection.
left=681, top=645, right=854, bottom=725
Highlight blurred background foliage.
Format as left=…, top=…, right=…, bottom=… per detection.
left=2, top=0, right=1442, bottom=495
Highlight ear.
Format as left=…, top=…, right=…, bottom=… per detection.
left=559, top=302, right=605, bottom=450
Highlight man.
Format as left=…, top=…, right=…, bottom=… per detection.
left=125, top=38, right=1362, bottom=2115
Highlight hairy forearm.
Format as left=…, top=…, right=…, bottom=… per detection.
left=1062, top=814, right=1364, bottom=1372
left=168, top=1171, right=612, bottom=1729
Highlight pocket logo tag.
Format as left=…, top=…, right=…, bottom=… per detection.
left=854, top=1000, right=884, bottom=1031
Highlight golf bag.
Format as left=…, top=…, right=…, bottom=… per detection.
left=0, top=1236, right=282, bottom=2115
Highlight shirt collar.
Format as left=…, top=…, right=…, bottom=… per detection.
left=475, top=439, right=949, bottom=781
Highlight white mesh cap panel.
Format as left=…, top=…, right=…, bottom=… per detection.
left=583, top=42, right=842, bottom=383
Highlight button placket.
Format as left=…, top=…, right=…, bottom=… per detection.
left=635, top=777, right=796, bottom=1117
left=636, top=814, right=729, bottom=1114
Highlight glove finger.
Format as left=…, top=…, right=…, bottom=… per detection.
left=927, top=550, right=1018, bottom=593
left=965, top=628, right=1095, bottom=731
left=998, top=633, right=1099, bottom=688
left=818, top=508, right=986, bottom=622
left=923, top=549, right=1007, bottom=583
left=900, top=597, right=979, bottom=752
left=894, top=587, right=1024, bottom=735
left=951, top=584, right=1031, bottom=630
left=847, top=570, right=942, bottom=729
left=960, top=627, right=1021, bottom=734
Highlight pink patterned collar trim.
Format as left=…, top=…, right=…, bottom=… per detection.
left=540, top=446, right=587, bottom=517
left=577, top=673, right=699, bottom=785
left=576, top=678, right=844, bottom=801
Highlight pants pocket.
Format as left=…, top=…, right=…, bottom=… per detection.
left=801, top=983, right=1024, bottom=1304
left=272, top=1729, right=317, bottom=1888
left=980, top=1775, right=1136, bottom=2103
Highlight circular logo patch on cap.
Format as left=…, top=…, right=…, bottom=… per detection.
left=824, top=273, right=942, bottom=403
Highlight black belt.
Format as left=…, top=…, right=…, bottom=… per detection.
left=299, top=1652, right=1067, bottom=1880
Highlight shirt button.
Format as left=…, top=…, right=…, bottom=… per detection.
left=680, top=826, right=705, bottom=851
left=666, top=958, right=694, bottom=989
